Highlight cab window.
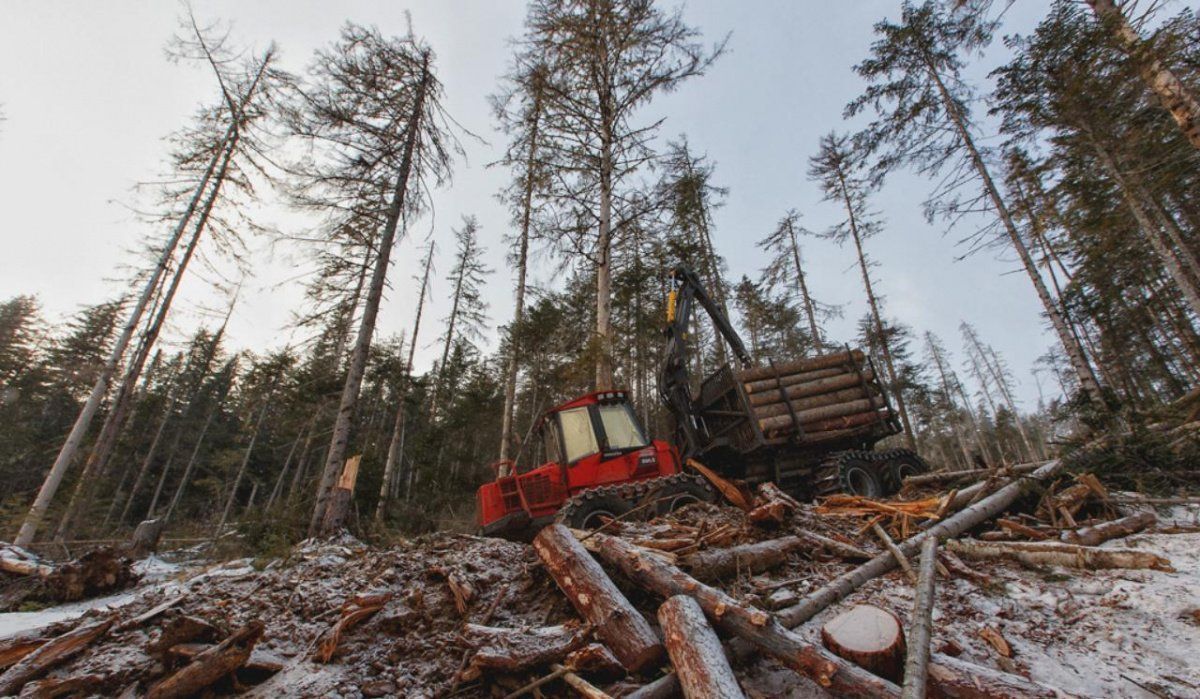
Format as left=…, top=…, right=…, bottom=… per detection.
left=542, top=419, right=563, bottom=464
left=559, top=407, right=599, bottom=462
left=598, top=403, right=649, bottom=450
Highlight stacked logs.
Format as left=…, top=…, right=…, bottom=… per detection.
left=737, top=350, right=889, bottom=439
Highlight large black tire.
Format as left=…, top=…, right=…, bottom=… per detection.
left=651, top=473, right=718, bottom=516
left=875, top=448, right=931, bottom=495
left=556, top=489, right=632, bottom=530
left=813, top=451, right=884, bottom=499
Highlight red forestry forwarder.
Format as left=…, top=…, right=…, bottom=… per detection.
left=476, top=267, right=929, bottom=538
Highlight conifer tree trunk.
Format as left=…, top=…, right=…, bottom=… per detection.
left=596, top=138, right=615, bottom=390
left=924, top=56, right=1105, bottom=407
left=266, top=421, right=307, bottom=512
left=833, top=171, right=917, bottom=451
left=1088, top=136, right=1200, bottom=317
left=159, top=404, right=218, bottom=521
left=1084, top=0, right=1200, bottom=150
left=55, top=135, right=239, bottom=540
left=786, top=220, right=823, bottom=349
left=376, top=242, right=434, bottom=520
left=926, top=334, right=985, bottom=468
left=310, top=62, right=430, bottom=537
left=13, top=125, right=234, bottom=548
left=499, top=92, right=541, bottom=465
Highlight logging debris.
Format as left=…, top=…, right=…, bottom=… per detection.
left=0, top=462, right=1195, bottom=697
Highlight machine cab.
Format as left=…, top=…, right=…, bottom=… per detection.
left=475, top=390, right=681, bottom=537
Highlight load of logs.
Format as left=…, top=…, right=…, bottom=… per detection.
left=735, top=349, right=892, bottom=439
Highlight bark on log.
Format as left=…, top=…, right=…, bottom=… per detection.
left=737, top=350, right=865, bottom=382
left=18, top=674, right=103, bottom=699
left=149, top=615, right=218, bottom=657
left=796, top=530, right=873, bottom=561
left=1063, top=511, right=1156, bottom=546
left=533, top=525, right=663, bottom=672
left=680, top=536, right=807, bottom=581
left=465, top=623, right=590, bottom=676
left=658, top=595, right=745, bottom=699
left=945, top=539, right=1174, bottom=571
left=751, top=386, right=875, bottom=419
left=901, top=538, right=937, bottom=699
left=564, top=643, right=624, bottom=677
left=748, top=482, right=802, bottom=525
left=146, top=621, right=264, bottom=699
left=747, top=371, right=875, bottom=408
left=590, top=531, right=901, bottom=697
left=820, top=605, right=906, bottom=683
left=0, top=617, right=112, bottom=695
left=776, top=460, right=1064, bottom=629
left=902, top=462, right=1041, bottom=488
left=0, top=636, right=48, bottom=672
left=742, top=366, right=846, bottom=395
left=872, top=524, right=917, bottom=584
left=759, top=398, right=885, bottom=434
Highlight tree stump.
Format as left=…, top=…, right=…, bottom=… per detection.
left=129, top=519, right=166, bottom=557
left=820, top=604, right=906, bottom=683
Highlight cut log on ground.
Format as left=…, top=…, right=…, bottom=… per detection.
left=901, top=538, right=937, bottom=699
left=658, top=595, right=745, bottom=699
left=680, top=536, right=807, bottom=581
left=1063, top=511, right=1156, bottom=546
left=149, top=615, right=218, bottom=657
left=18, top=673, right=103, bottom=698
left=778, top=460, right=1064, bottom=629
left=0, top=635, right=47, bottom=672
left=796, top=530, right=872, bottom=561
left=146, top=621, right=264, bottom=699
left=820, top=604, right=905, bottom=683
left=0, top=617, right=113, bottom=696
left=902, top=463, right=1041, bottom=488
left=564, top=643, right=624, bottom=678
left=0, top=545, right=53, bottom=578
left=946, top=539, right=1174, bottom=571
left=533, top=525, right=663, bottom=672
left=589, top=531, right=901, bottom=697
left=872, top=524, right=917, bottom=584
left=464, top=622, right=590, bottom=677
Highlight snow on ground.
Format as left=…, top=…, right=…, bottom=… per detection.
left=0, top=588, right=145, bottom=640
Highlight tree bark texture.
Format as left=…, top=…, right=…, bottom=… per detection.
left=657, top=595, right=746, bottom=699
left=533, top=524, right=663, bottom=672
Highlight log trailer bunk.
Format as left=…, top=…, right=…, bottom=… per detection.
left=476, top=266, right=928, bottom=538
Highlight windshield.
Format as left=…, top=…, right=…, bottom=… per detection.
left=598, top=403, right=649, bottom=450
left=559, top=407, right=599, bottom=462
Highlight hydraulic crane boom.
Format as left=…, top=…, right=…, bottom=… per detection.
left=658, top=266, right=753, bottom=459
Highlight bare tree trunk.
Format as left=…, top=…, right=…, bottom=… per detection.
left=963, top=325, right=1034, bottom=462
left=595, top=137, right=615, bottom=390
left=376, top=242, right=434, bottom=520
left=12, top=125, right=233, bottom=548
left=1089, top=137, right=1200, bottom=317
left=926, top=334, right=983, bottom=468
left=787, top=219, right=823, bottom=349
left=310, top=62, right=430, bottom=537
left=925, top=57, right=1105, bottom=407
left=836, top=171, right=916, bottom=451
left=265, top=419, right=307, bottom=512
left=55, top=141, right=239, bottom=540
left=1084, top=0, right=1200, bottom=150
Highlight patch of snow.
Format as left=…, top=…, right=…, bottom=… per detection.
left=0, top=588, right=143, bottom=640
left=131, top=554, right=181, bottom=581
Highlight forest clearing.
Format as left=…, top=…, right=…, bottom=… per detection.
left=2, top=0, right=1200, bottom=696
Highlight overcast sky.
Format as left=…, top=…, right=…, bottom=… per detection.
left=0, top=0, right=1060, bottom=407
